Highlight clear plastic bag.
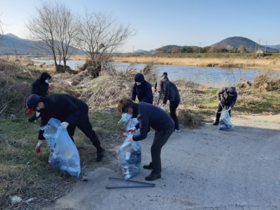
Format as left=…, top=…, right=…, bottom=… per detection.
left=219, top=110, right=235, bottom=130
left=118, top=114, right=141, bottom=180
left=41, top=118, right=81, bottom=177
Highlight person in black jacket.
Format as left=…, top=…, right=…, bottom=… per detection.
left=28, top=72, right=51, bottom=122
left=157, top=74, right=181, bottom=132
left=118, top=98, right=174, bottom=181
left=162, top=81, right=181, bottom=132
left=131, top=73, right=153, bottom=104
left=26, top=94, right=105, bottom=162
left=213, top=86, right=238, bottom=125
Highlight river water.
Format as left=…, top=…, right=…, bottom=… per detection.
left=33, top=59, right=277, bottom=86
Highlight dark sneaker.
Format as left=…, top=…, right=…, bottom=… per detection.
left=213, top=121, right=219, bottom=126
left=96, top=148, right=105, bottom=162
left=143, top=162, right=153, bottom=170
left=145, top=173, right=161, bottom=181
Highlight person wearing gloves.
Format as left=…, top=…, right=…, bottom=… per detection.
left=28, top=72, right=51, bottom=123
left=118, top=98, right=174, bottom=181
left=154, top=72, right=169, bottom=105
left=213, top=86, right=238, bottom=125
left=131, top=73, right=153, bottom=104
left=26, top=94, right=105, bottom=162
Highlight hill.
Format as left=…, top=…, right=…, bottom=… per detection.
left=156, top=45, right=189, bottom=53
left=0, top=33, right=83, bottom=54
left=212, top=36, right=277, bottom=52
left=134, top=49, right=149, bottom=54
left=267, top=45, right=280, bottom=50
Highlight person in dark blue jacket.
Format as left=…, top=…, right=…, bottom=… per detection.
left=118, top=98, right=174, bottom=181
left=26, top=94, right=105, bottom=162
left=131, top=73, right=153, bottom=104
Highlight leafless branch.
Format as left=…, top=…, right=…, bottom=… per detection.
left=77, top=11, right=136, bottom=76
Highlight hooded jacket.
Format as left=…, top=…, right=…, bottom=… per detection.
left=132, top=102, right=174, bottom=141
left=131, top=73, right=153, bottom=104
left=154, top=75, right=169, bottom=92
left=216, top=86, right=238, bottom=108
left=162, top=81, right=180, bottom=104
left=38, top=94, right=89, bottom=140
left=32, top=72, right=51, bottom=97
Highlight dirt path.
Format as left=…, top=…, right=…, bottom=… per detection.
left=43, top=115, right=280, bottom=210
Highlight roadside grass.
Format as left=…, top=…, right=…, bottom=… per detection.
left=0, top=108, right=123, bottom=209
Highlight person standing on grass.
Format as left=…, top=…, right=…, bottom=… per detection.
left=154, top=72, right=169, bottom=105
left=213, top=86, right=238, bottom=125
left=156, top=72, right=181, bottom=132
left=26, top=94, right=105, bottom=162
left=118, top=98, right=174, bottom=181
left=27, top=72, right=51, bottom=123
left=131, top=73, right=153, bottom=104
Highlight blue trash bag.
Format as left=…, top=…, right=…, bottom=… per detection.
left=41, top=118, right=81, bottom=177
left=118, top=114, right=141, bottom=180
left=219, top=110, right=235, bottom=130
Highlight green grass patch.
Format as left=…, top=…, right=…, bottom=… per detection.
left=203, top=88, right=218, bottom=95
left=0, top=108, right=123, bottom=209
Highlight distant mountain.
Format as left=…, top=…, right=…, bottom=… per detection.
left=212, top=36, right=277, bottom=52
left=156, top=45, right=189, bottom=53
left=267, top=45, right=280, bottom=50
left=0, top=33, right=83, bottom=54
left=134, top=49, right=149, bottom=54
left=5, top=33, right=22, bottom=39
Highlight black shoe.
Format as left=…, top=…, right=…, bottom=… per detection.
left=143, top=162, right=153, bottom=170
left=145, top=173, right=161, bottom=181
left=213, top=121, right=219, bottom=126
left=96, top=148, right=105, bottom=162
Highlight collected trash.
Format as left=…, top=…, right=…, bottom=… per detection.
left=106, top=177, right=155, bottom=189
left=219, top=110, right=235, bottom=130
left=41, top=118, right=80, bottom=177
left=10, top=196, right=22, bottom=205
left=118, top=113, right=141, bottom=180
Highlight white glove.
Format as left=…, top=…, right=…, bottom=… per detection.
left=61, top=122, right=69, bottom=129
left=35, top=111, right=40, bottom=117
left=127, top=135, right=133, bottom=142
left=35, top=140, right=43, bottom=153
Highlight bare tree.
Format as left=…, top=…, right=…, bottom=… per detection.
left=26, top=1, right=79, bottom=72
left=77, top=11, right=135, bottom=75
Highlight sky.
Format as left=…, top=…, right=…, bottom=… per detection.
left=0, top=0, right=280, bottom=52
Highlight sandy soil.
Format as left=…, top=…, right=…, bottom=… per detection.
left=43, top=114, right=280, bottom=210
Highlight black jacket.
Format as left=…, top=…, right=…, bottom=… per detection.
left=32, top=72, right=51, bottom=97
left=131, top=73, right=153, bottom=104
left=38, top=94, right=89, bottom=140
left=163, top=81, right=180, bottom=104
left=216, top=87, right=238, bottom=108
left=132, top=102, right=174, bottom=141
left=154, top=75, right=169, bottom=92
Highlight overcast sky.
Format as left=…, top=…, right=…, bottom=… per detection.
left=1, top=0, right=279, bottom=52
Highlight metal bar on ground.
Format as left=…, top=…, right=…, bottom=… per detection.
left=106, top=177, right=155, bottom=189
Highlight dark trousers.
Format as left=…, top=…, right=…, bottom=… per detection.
left=216, top=103, right=231, bottom=121
left=151, top=128, right=173, bottom=175
left=169, top=100, right=180, bottom=130
left=67, top=116, right=101, bottom=151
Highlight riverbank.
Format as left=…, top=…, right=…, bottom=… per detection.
left=69, top=53, right=280, bottom=71
left=109, top=56, right=280, bottom=71
left=1, top=58, right=280, bottom=209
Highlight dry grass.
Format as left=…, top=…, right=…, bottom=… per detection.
left=109, top=56, right=280, bottom=71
